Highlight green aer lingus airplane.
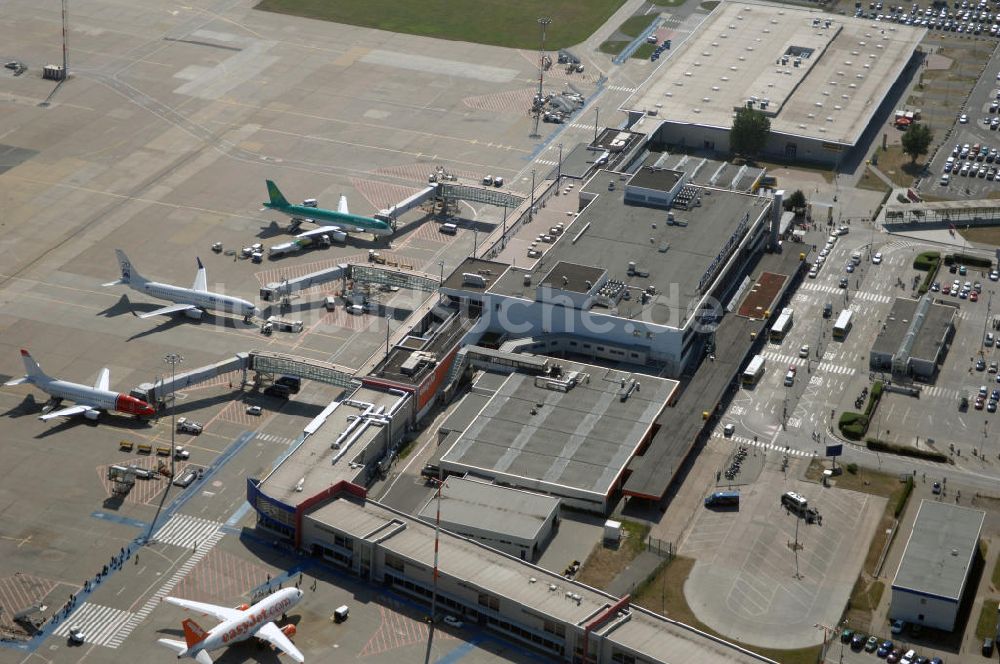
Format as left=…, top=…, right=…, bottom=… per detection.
left=262, top=180, right=393, bottom=237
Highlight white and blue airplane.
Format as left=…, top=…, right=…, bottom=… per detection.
left=104, top=250, right=258, bottom=322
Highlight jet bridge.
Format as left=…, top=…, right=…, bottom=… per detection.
left=250, top=350, right=358, bottom=389
left=439, top=182, right=525, bottom=209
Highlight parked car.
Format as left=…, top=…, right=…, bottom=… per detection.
left=891, top=619, right=905, bottom=634
left=246, top=405, right=262, bottom=416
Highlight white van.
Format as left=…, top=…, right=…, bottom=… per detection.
left=334, top=605, right=349, bottom=622
left=324, top=296, right=337, bottom=312
left=784, top=369, right=795, bottom=386
left=850, top=251, right=862, bottom=266
left=439, top=222, right=458, bottom=235
left=346, top=304, right=364, bottom=316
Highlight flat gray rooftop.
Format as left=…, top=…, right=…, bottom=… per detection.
left=892, top=500, right=984, bottom=600
left=260, top=386, right=404, bottom=503
left=306, top=494, right=764, bottom=663
left=417, top=476, right=560, bottom=541
left=489, top=177, right=770, bottom=327
left=649, top=152, right=765, bottom=192
left=441, top=258, right=508, bottom=292
left=629, top=0, right=924, bottom=145
left=540, top=261, right=606, bottom=294
left=440, top=361, right=677, bottom=501
left=628, top=166, right=683, bottom=191
left=871, top=297, right=956, bottom=361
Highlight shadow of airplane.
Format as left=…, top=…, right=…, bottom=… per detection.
left=96, top=294, right=138, bottom=318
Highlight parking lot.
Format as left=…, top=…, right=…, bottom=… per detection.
left=923, top=30, right=1000, bottom=195
left=679, top=465, right=886, bottom=650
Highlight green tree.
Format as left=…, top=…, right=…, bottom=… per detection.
left=784, top=189, right=807, bottom=212
left=901, top=123, right=933, bottom=163
left=730, top=107, right=771, bottom=159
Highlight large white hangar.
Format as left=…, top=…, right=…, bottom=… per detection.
left=628, top=0, right=925, bottom=165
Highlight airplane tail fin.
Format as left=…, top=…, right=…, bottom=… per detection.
left=265, top=180, right=290, bottom=208
left=112, top=249, right=147, bottom=287
left=157, top=638, right=188, bottom=656
left=182, top=618, right=209, bottom=648
left=17, top=349, right=47, bottom=383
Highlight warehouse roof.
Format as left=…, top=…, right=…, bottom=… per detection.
left=628, top=0, right=924, bottom=145
left=892, top=500, right=984, bottom=600
left=304, top=493, right=765, bottom=663
left=417, top=477, right=560, bottom=541
left=439, top=360, right=676, bottom=503
left=871, top=297, right=956, bottom=361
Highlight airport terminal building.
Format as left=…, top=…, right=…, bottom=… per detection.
left=441, top=161, right=781, bottom=378
left=626, top=1, right=925, bottom=165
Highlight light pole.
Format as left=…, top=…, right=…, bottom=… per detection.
left=428, top=475, right=444, bottom=625
left=501, top=205, right=508, bottom=249
left=163, top=353, right=183, bottom=479
left=593, top=107, right=600, bottom=144
left=557, top=143, right=563, bottom=185
left=529, top=169, right=536, bottom=222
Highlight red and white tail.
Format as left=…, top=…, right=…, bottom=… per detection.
left=182, top=618, right=208, bottom=648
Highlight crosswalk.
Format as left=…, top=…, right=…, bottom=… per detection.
left=255, top=432, right=295, bottom=446
left=107, top=528, right=225, bottom=649
left=535, top=159, right=558, bottom=166
left=569, top=122, right=599, bottom=132
left=53, top=603, right=135, bottom=647
left=606, top=85, right=636, bottom=93
left=920, top=384, right=961, bottom=400
left=716, top=433, right=814, bottom=457
left=759, top=350, right=856, bottom=376
left=152, top=514, right=222, bottom=549
left=800, top=282, right=893, bottom=304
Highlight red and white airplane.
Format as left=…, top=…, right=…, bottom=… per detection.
left=3, top=349, right=155, bottom=420
left=158, top=587, right=304, bottom=663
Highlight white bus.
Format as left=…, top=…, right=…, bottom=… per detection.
left=741, top=354, right=765, bottom=386
left=769, top=308, right=794, bottom=342
left=833, top=309, right=854, bottom=341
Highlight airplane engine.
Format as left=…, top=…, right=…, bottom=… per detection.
left=84, top=409, right=100, bottom=421
left=183, top=308, right=204, bottom=320
left=280, top=624, right=297, bottom=638
left=234, top=603, right=250, bottom=611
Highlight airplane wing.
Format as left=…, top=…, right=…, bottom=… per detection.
left=256, top=622, right=305, bottom=663
left=136, top=303, right=199, bottom=319
left=39, top=404, right=91, bottom=420
left=163, top=596, right=242, bottom=622
left=295, top=226, right=342, bottom=240
left=337, top=195, right=349, bottom=215
left=94, top=368, right=110, bottom=392
left=192, top=258, right=208, bottom=292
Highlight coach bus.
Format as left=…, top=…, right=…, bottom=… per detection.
left=832, top=309, right=853, bottom=341
left=769, top=308, right=794, bottom=343
left=741, top=354, right=765, bottom=386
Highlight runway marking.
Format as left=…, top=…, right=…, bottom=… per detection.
left=170, top=547, right=271, bottom=604
left=254, top=432, right=296, bottom=446
left=462, top=88, right=536, bottom=114
left=52, top=603, right=135, bottom=647
left=107, top=529, right=225, bottom=649
left=0, top=573, right=59, bottom=635
left=152, top=514, right=223, bottom=550
left=349, top=178, right=424, bottom=213
left=96, top=456, right=196, bottom=505
left=359, top=596, right=456, bottom=657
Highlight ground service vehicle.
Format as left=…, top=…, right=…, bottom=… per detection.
left=704, top=491, right=740, bottom=507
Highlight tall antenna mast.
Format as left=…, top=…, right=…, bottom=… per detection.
left=62, top=0, right=69, bottom=77
left=530, top=17, right=551, bottom=138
